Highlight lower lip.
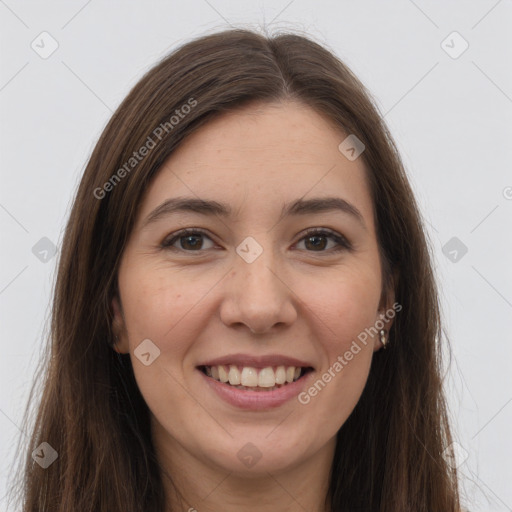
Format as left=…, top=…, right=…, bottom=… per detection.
left=197, top=368, right=314, bottom=410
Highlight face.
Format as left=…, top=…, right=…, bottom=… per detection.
left=113, top=100, right=394, bottom=477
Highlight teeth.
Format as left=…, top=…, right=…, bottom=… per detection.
left=275, top=366, right=286, bottom=385
left=228, top=365, right=241, bottom=385
left=258, top=367, right=275, bottom=388
left=241, top=367, right=258, bottom=387
left=203, top=364, right=307, bottom=388
left=218, top=365, right=229, bottom=382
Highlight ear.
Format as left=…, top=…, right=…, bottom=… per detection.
left=373, top=268, right=399, bottom=351
left=111, top=295, right=129, bottom=354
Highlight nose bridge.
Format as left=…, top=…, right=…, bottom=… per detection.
left=220, top=234, right=296, bottom=332
left=237, top=241, right=280, bottom=297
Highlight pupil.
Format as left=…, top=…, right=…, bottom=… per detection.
left=182, top=235, right=201, bottom=250
left=306, top=235, right=326, bottom=250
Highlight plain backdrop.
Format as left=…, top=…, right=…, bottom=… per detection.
left=1, top=1, right=511, bottom=510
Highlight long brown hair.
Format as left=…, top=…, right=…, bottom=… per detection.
left=8, top=28, right=460, bottom=511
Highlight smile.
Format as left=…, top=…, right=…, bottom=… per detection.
left=199, top=364, right=314, bottom=391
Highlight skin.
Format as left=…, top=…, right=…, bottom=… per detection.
left=112, top=100, right=395, bottom=512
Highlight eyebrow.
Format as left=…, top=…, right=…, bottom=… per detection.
left=142, top=196, right=366, bottom=229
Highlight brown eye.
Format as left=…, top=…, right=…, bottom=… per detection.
left=296, top=229, right=351, bottom=252
left=304, top=234, right=328, bottom=251
left=161, top=229, right=215, bottom=252
left=178, top=234, right=204, bottom=250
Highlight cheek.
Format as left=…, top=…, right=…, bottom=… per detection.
left=296, top=268, right=379, bottom=425
left=118, top=268, right=206, bottom=430
left=310, top=264, right=381, bottom=348
left=121, top=264, right=210, bottom=348
left=119, top=264, right=218, bottom=408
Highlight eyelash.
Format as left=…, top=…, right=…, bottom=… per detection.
left=160, top=227, right=352, bottom=254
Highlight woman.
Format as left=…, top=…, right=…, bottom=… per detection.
left=11, top=28, right=461, bottom=511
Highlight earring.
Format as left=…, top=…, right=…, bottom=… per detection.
left=379, top=329, right=388, bottom=349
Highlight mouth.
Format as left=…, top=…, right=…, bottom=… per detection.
left=197, top=364, right=314, bottom=392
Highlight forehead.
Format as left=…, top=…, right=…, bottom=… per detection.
left=135, top=100, right=375, bottom=229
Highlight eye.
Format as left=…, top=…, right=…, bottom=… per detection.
left=161, top=228, right=216, bottom=252
left=294, top=228, right=351, bottom=252
left=161, top=227, right=352, bottom=253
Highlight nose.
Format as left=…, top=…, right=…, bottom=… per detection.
left=219, top=245, right=297, bottom=335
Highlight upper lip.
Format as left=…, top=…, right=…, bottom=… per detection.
left=198, top=353, right=314, bottom=370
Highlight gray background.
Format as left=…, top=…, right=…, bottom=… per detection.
left=1, top=1, right=511, bottom=510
